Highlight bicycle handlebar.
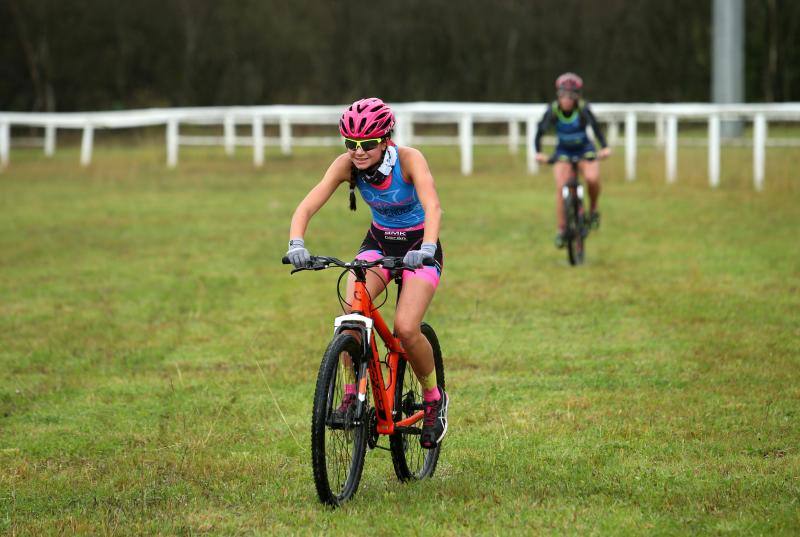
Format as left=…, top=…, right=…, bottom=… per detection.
left=546, top=154, right=581, bottom=165
left=545, top=151, right=609, bottom=165
left=281, top=255, right=435, bottom=273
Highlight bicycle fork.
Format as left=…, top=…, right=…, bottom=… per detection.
left=333, top=315, right=373, bottom=424
left=562, top=183, right=584, bottom=202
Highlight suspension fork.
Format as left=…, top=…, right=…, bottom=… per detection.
left=354, top=355, right=370, bottom=421
left=335, top=274, right=375, bottom=422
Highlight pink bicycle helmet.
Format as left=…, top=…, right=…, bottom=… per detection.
left=339, top=98, right=395, bottom=139
left=555, top=72, right=583, bottom=92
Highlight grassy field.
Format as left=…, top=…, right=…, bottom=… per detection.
left=1, top=141, right=799, bottom=535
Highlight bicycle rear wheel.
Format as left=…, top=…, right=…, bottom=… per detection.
left=390, top=323, right=445, bottom=481
left=565, top=196, right=585, bottom=266
left=311, top=334, right=368, bottom=506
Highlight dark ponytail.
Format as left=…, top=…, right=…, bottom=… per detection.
left=349, top=166, right=358, bottom=211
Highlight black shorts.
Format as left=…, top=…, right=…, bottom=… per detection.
left=357, top=224, right=444, bottom=275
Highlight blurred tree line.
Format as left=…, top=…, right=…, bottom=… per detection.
left=1, top=0, right=798, bottom=111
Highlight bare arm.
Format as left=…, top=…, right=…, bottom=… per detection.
left=399, top=147, right=441, bottom=245
left=289, top=154, right=351, bottom=240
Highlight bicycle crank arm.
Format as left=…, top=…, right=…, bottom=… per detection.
left=325, top=418, right=363, bottom=430
left=393, top=426, right=422, bottom=435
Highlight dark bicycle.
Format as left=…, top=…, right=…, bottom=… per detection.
left=549, top=155, right=590, bottom=265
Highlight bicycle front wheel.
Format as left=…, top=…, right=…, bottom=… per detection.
left=565, top=196, right=585, bottom=266
left=311, top=334, right=368, bottom=506
left=390, top=322, right=445, bottom=481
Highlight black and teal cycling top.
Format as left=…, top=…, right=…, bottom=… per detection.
left=356, top=145, right=426, bottom=230
left=534, top=100, right=607, bottom=161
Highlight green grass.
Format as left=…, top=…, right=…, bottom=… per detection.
left=1, top=141, right=799, bottom=535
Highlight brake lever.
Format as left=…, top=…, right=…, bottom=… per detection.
left=380, top=258, right=400, bottom=270
left=380, top=257, right=434, bottom=272
left=289, top=261, right=327, bottom=274
left=379, top=258, right=418, bottom=276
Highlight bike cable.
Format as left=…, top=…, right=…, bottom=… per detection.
left=335, top=267, right=391, bottom=314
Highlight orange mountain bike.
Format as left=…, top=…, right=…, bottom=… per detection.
left=281, top=255, right=445, bottom=506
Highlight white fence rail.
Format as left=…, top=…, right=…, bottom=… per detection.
left=2, top=102, right=800, bottom=190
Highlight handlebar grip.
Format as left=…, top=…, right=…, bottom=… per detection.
left=281, top=256, right=290, bottom=264
left=422, top=257, right=436, bottom=267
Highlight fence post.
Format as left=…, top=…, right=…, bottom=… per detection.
left=665, top=115, right=678, bottom=183
left=393, top=114, right=407, bottom=147
left=0, top=121, right=9, bottom=169
left=708, top=115, right=720, bottom=188
left=655, top=114, right=665, bottom=146
left=405, top=113, right=414, bottom=146
left=80, top=123, right=94, bottom=166
left=607, top=121, right=619, bottom=146
left=625, top=111, right=637, bottom=181
left=526, top=117, right=538, bottom=174
left=508, top=120, right=519, bottom=155
left=44, top=124, right=56, bottom=157
left=753, top=113, right=766, bottom=191
left=280, top=116, right=292, bottom=155
left=459, top=114, right=473, bottom=175
left=252, top=115, right=264, bottom=167
left=224, top=114, right=235, bottom=156
left=166, top=119, right=179, bottom=168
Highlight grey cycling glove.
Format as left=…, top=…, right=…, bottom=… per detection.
left=286, top=238, right=311, bottom=269
left=403, top=242, right=437, bottom=268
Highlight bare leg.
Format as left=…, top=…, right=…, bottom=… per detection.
left=393, top=277, right=437, bottom=383
left=554, top=162, right=571, bottom=230
left=580, top=159, right=601, bottom=212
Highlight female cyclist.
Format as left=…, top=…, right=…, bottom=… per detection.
left=285, top=98, right=448, bottom=449
left=534, top=73, right=611, bottom=248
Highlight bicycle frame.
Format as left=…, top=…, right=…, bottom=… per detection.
left=332, top=269, right=424, bottom=436
left=561, top=160, right=585, bottom=201
left=550, top=156, right=588, bottom=265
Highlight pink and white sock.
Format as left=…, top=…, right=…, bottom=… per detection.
left=423, top=386, right=440, bottom=403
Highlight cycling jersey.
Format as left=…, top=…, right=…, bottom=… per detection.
left=356, top=146, right=426, bottom=230
left=534, top=100, right=607, bottom=154
left=353, top=146, right=442, bottom=287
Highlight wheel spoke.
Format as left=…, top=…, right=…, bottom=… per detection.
left=390, top=324, right=443, bottom=482
left=330, top=351, right=351, bottom=496
left=401, top=366, right=426, bottom=476
left=312, top=335, right=367, bottom=505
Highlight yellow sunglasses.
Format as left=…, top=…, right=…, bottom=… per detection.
left=344, top=137, right=384, bottom=152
